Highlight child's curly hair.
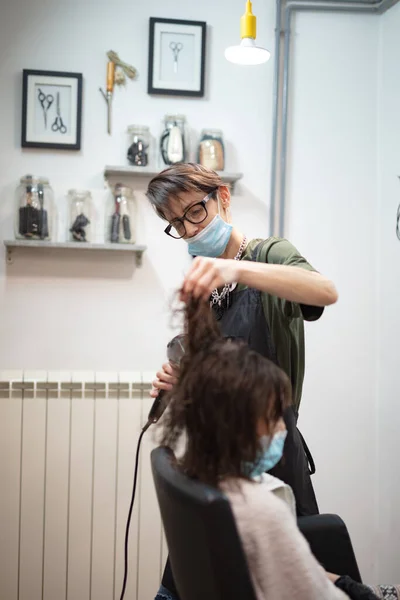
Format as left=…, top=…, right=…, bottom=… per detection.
left=159, top=296, right=291, bottom=487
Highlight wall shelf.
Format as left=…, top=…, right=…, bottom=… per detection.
left=4, top=240, right=147, bottom=267
left=104, top=165, right=243, bottom=192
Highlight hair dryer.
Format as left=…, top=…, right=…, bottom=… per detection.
left=142, top=333, right=186, bottom=432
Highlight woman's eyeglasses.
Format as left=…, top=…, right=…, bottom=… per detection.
left=164, top=191, right=216, bottom=239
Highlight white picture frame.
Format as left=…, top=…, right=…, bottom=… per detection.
left=22, top=69, right=83, bottom=150
left=148, top=18, right=206, bottom=97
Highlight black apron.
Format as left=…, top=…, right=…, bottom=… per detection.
left=212, top=241, right=318, bottom=517
left=160, top=242, right=318, bottom=599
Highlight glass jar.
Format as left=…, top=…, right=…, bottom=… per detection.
left=160, top=114, right=189, bottom=166
left=198, top=129, right=225, bottom=171
left=105, top=184, right=136, bottom=244
left=127, top=125, right=150, bottom=167
left=68, top=189, right=93, bottom=243
left=15, top=174, right=54, bottom=241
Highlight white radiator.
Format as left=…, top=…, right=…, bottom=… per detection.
left=0, top=370, right=168, bottom=600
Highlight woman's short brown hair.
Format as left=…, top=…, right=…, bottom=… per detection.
left=146, top=163, right=223, bottom=220
left=159, top=296, right=291, bottom=487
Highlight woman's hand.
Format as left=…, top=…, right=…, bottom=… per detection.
left=180, top=257, right=241, bottom=301
left=150, top=362, right=179, bottom=398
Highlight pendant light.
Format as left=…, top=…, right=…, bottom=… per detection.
left=225, top=1, right=270, bottom=66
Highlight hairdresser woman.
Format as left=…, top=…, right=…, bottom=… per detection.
left=146, top=162, right=338, bottom=515
left=147, top=163, right=338, bottom=600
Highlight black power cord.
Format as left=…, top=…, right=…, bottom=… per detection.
left=119, top=427, right=146, bottom=600
left=117, top=339, right=183, bottom=599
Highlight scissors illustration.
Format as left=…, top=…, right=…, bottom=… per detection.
left=169, top=41, right=183, bottom=73
left=51, top=92, right=67, bottom=134
left=37, top=88, right=54, bottom=129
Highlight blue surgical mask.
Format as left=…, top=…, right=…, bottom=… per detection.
left=186, top=214, right=233, bottom=258
left=243, top=430, right=287, bottom=478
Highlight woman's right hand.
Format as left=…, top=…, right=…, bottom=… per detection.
left=150, top=362, right=179, bottom=398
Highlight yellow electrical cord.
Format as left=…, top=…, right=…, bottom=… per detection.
left=240, top=0, right=257, bottom=39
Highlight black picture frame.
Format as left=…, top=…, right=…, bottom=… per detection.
left=21, top=69, right=83, bottom=151
left=148, top=17, right=206, bottom=97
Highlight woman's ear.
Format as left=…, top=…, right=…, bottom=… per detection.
left=218, top=185, right=231, bottom=209
left=217, top=185, right=231, bottom=222
left=256, top=418, right=270, bottom=437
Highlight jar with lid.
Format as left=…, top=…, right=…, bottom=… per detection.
left=68, top=190, right=93, bottom=243
left=105, top=183, right=136, bottom=244
left=198, top=129, right=225, bottom=171
left=160, top=114, right=189, bottom=166
left=15, top=174, right=55, bottom=241
left=127, top=125, right=150, bottom=167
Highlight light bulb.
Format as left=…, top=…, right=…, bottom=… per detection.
left=225, top=37, right=270, bottom=66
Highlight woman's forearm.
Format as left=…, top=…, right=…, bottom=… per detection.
left=237, top=261, right=338, bottom=307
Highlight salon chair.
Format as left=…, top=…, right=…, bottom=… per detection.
left=151, top=446, right=362, bottom=600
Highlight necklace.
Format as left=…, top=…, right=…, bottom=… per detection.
left=210, top=236, right=248, bottom=308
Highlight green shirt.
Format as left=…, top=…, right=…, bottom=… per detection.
left=239, top=237, right=323, bottom=413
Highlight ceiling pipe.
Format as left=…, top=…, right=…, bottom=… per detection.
left=269, top=0, right=282, bottom=238
left=269, top=0, right=399, bottom=237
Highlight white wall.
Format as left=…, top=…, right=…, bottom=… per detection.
left=0, top=0, right=274, bottom=371
left=288, top=7, right=400, bottom=583
left=286, top=12, right=380, bottom=580
left=377, top=3, right=400, bottom=581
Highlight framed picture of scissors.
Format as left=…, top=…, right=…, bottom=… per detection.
left=148, top=18, right=206, bottom=97
left=21, top=69, right=83, bottom=150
